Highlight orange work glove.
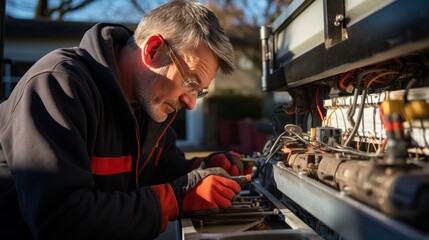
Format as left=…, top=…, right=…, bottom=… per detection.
left=192, top=151, right=246, bottom=176
left=170, top=167, right=241, bottom=217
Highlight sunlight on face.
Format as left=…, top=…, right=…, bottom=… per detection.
left=133, top=42, right=218, bottom=123
left=134, top=65, right=184, bottom=122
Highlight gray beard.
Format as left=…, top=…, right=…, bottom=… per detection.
left=138, top=66, right=170, bottom=122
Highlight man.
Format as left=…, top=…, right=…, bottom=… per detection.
left=0, top=1, right=249, bottom=239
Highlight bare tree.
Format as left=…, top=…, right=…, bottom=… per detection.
left=35, top=0, right=97, bottom=20
left=265, top=0, right=293, bottom=23
left=7, top=0, right=289, bottom=24
left=205, top=0, right=292, bottom=27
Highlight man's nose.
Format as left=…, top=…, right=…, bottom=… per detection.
left=179, top=94, right=197, bottom=110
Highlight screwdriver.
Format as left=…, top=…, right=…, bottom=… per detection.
left=230, top=174, right=252, bottom=183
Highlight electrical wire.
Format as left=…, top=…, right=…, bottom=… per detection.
left=347, top=68, right=388, bottom=128
left=252, top=131, right=291, bottom=179
left=271, top=105, right=288, bottom=136
left=345, top=68, right=392, bottom=146
left=344, top=89, right=368, bottom=146
left=372, top=107, right=377, bottom=142
left=268, top=131, right=287, bottom=153
left=284, top=126, right=384, bottom=158
left=285, top=107, right=297, bottom=115
left=403, top=78, right=417, bottom=104
left=365, top=71, right=400, bottom=89
left=339, top=70, right=354, bottom=91
left=421, top=119, right=429, bottom=149
left=323, top=107, right=339, bottom=127
left=316, top=87, right=325, bottom=122
left=366, top=131, right=379, bottom=153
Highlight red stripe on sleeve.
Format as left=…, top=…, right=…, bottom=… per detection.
left=91, top=156, right=132, bottom=175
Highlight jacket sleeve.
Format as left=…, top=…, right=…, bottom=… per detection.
left=1, top=63, right=167, bottom=239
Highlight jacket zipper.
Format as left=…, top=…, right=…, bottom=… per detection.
left=135, top=111, right=177, bottom=188
left=133, top=115, right=141, bottom=189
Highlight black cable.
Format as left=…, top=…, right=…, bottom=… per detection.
left=402, top=78, right=417, bottom=105
left=421, top=119, right=429, bottom=149
left=252, top=131, right=290, bottom=179
left=271, top=105, right=287, bottom=136
left=345, top=89, right=368, bottom=146
left=347, top=68, right=388, bottom=128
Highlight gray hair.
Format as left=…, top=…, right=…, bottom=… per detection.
left=131, top=0, right=235, bottom=75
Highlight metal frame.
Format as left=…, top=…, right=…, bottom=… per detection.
left=263, top=0, right=429, bottom=91
left=181, top=181, right=317, bottom=240
left=259, top=0, right=429, bottom=239
left=323, top=0, right=346, bottom=48
left=272, top=161, right=429, bottom=240
left=251, top=181, right=314, bottom=231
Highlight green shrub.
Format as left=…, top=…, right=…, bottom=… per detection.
left=208, top=91, right=263, bottom=120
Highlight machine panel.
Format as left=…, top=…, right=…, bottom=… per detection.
left=182, top=1, right=429, bottom=239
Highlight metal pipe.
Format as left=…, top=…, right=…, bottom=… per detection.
left=260, top=25, right=271, bottom=92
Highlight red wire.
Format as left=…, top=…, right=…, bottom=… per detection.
left=316, top=87, right=325, bottom=122
left=379, top=102, right=385, bottom=126
left=339, top=70, right=354, bottom=90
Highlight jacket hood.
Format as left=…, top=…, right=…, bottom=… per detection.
left=77, top=23, right=137, bottom=121
left=77, top=23, right=176, bottom=138
left=79, top=23, right=133, bottom=78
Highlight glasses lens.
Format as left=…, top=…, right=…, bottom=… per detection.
left=183, top=80, right=208, bottom=98
left=197, top=89, right=208, bottom=99
left=167, top=42, right=208, bottom=99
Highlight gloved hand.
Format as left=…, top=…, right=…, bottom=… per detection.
left=192, top=151, right=249, bottom=176
left=170, top=167, right=241, bottom=217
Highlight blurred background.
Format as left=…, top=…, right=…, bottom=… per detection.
left=1, top=0, right=294, bottom=155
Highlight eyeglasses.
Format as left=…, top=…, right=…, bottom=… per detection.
left=165, top=41, right=209, bottom=99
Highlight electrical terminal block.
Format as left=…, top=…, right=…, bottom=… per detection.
left=316, top=127, right=342, bottom=146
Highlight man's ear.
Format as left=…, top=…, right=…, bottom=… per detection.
left=142, top=34, right=165, bottom=67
